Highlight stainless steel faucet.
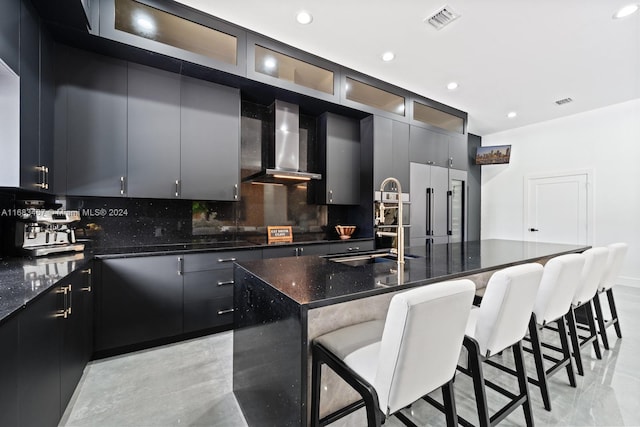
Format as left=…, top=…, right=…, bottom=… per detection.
left=376, top=177, right=404, bottom=264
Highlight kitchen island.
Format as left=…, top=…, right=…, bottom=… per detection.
left=232, top=239, right=589, bottom=426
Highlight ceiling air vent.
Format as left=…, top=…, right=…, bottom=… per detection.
left=425, top=5, right=461, bottom=30
left=555, top=97, right=573, bottom=105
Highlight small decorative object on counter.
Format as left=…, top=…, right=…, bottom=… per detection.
left=335, top=225, right=356, bottom=240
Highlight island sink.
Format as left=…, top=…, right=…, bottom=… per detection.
left=326, top=251, right=420, bottom=267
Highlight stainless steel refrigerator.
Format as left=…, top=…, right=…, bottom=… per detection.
left=409, top=162, right=467, bottom=246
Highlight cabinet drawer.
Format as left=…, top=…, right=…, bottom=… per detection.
left=183, top=249, right=261, bottom=272
left=262, top=244, right=330, bottom=259
left=184, top=270, right=234, bottom=300
left=184, top=294, right=234, bottom=333
left=329, top=240, right=375, bottom=254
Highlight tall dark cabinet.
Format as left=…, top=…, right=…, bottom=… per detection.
left=127, top=62, right=181, bottom=198
left=57, top=47, right=128, bottom=197
left=316, top=113, right=361, bottom=205
left=180, top=76, right=240, bottom=201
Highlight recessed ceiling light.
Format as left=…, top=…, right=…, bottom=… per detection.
left=613, top=3, right=639, bottom=18
left=507, top=112, right=517, bottom=119
left=381, top=51, right=395, bottom=62
left=296, top=11, right=313, bottom=24
left=447, top=82, right=458, bottom=90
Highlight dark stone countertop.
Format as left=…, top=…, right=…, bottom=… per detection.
left=0, top=252, right=92, bottom=324
left=235, top=239, right=591, bottom=309
left=0, top=237, right=374, bottom=324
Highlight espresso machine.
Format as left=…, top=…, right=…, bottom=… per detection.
left=15, top=208, right=85, bottom=257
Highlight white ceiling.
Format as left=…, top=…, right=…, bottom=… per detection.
left=175, top=0, right=640, bottom=136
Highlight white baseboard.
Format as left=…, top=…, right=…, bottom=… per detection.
left=618, top=276, right=640, bottom=289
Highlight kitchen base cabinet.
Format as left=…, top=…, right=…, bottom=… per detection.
left=183, top=250, right=261, bottom=333
left=96, top=256, right=183, bottom=352
left=0, top=316, right=19, bottom=427
left=18, top=284, right=62, bottom=427
left=183, top=270, right=233, bottom=332
left=61, top=268, right=93, bottom=411
left=17, top=267, right=93, bottom=427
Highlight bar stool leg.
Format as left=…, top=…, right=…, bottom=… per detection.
left=565, top=309, right=584, bottom=376
left=463, top=337, right=490, bottom=427
left=592, top=293, right=610, bottom=350
left=528, top=316, right=551, bottom=411
left=586, top=300, right=602, bottom=359
left=442, top=379, right=458, bottom=427
left=606, top=289, right=622, bottom=339
left=558, top=315, right=577, bottom=387
left=512, top=342, right=534, bottom=427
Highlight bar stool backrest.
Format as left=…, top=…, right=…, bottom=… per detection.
left=473, top=263, right=543, bottom=357
left=374, top=279, right=475, bottom=415
left=573, top=247, right=609, bottom=306
left=533, top=254, right=585, bottom=325
left=599, top=243, right=628, bottom=292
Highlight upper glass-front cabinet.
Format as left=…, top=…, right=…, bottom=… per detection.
left=247, top=35, right=339, bottom=102
left=342, top=75, right=407, bottom=119
left=254, top=45, right=333, bottom=94
left=413, top=101, right=465, bottom=134
left=101, top=0, right=246, bottom=76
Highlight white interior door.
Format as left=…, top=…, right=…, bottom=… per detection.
left=525, top=173, right=590, bottom=244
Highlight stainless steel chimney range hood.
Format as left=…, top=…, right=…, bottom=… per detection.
left=242, top=100, right=322, bottom=185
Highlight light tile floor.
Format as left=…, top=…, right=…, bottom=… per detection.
left=61, top=285, right=640, bottom=426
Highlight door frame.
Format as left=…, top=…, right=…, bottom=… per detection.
left=523, top=169, right=594, bottom=244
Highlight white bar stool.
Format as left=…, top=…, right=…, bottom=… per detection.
left=593, top=242, right=628, bottom=350
left=568, top=247, right=608, bottom=375
left=310, top=279, right=475, bottom=426
left=458, top=263, right=543, bottom=427
left=525, top=253, right=584, bottom=411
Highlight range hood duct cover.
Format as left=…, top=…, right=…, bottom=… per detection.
left=243, top=100, right=322, bottom=184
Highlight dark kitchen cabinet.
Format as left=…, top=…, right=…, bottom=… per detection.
left=0, top=0, right=19, bottom=74
left=60, top=267, right=93, bottom=411
left=183, top=250, right=261, bottom=333
left=316, top=113, right=360, bottom=205
left=180, top=75, right=240, bottom=201
left=362, top=115, right=410, bottom=193
left=96, top=256, right=183, bottom=351
left=409, top=125, right=450, bottom=168
left=0, top=316, right=19, bottom=427
left=19, top=0, right=54, bottom=192
left=61, top=47, right=128, bottom=197
left=448, top=133, right=469, bottom=171
left=98, top=0, right=247, bottom=78
left=127, top=62, right=181, bottom=198
left=18, top=284, right=62, bottom=427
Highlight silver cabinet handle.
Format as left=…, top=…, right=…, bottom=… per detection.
left=36, top=165, right=49, bottom=189
left=67, top=284, right=72, bottom=316
left=178, top=257, right=184, bottom=275
left=55, top=285, right=69, bottom=318
left=347, top=247, right=360, bottom=251
left=217, top=308, right=235, bottom=315
left=120, top=176, right=126, bottom=195
left=328, top=190, right=333, bottom=203
left=449, top=157, right=453, bottom=168
left=175, top=180, right=180, bottom=197
left=217, top=280, right=234, bottom=286
left=233, top=184, right=238, bottom=200
left=81, top=268, right=92, bottom=292
left=218, top=257, right=237, bottom=263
